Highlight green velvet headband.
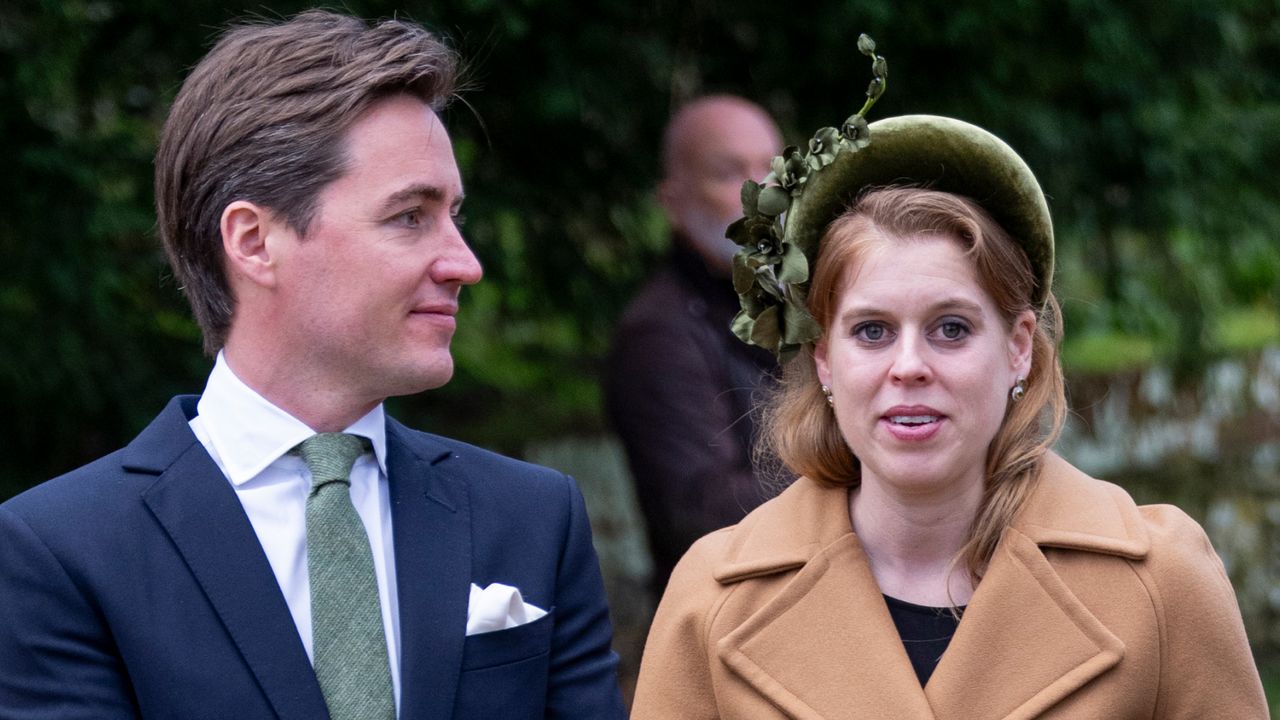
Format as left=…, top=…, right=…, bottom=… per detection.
left=728, top=37, right=1054, bottom=362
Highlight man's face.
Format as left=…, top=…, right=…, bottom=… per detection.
left=660, top=101, right=781, bottom=274
left=272, top=94, right=482, bottom=403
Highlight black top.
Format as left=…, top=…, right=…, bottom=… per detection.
left=883, top=594, right=964, bottom=687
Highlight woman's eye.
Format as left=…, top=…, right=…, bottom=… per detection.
left=938, top=321, right=969, bottom=340
left=852, top=322, right=888, bottom=343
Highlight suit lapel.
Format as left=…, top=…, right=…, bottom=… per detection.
left=385, top=421, right=472, bottom=720
left=719, top=533, right=937, bottom=720
left=133, top=397, right=328, bottom=720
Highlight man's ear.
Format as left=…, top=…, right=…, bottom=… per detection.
left=221, top=200, right=285, bottom=289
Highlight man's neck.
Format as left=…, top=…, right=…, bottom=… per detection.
left=221, top=344, right=379, bottom=433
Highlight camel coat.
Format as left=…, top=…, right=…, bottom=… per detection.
left=631, top=453, right=1267, bottom=719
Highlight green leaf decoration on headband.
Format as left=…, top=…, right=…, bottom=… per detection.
left=727, top=34, right=887, bottom=362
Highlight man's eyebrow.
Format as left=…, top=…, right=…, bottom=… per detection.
left=378, top=184, right=464, bottom=214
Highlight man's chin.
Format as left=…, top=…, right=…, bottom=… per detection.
left=381, top=358, right=455, bottom=399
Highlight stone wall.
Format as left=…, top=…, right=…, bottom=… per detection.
left=1057, top=346, right=1280, bottom=647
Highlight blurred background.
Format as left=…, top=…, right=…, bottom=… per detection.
left=2, top=0, right=1277, bottom=710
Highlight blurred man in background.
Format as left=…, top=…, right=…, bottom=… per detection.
left=606, top=96, right=783, bottom=594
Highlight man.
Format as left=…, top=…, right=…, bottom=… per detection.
left=605, top=96, right=783, bottom=593
left=0, top=11, right=624, bottom=719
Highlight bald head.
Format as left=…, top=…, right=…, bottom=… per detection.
left=658, top=95, right=783, bottom=275
left=661, top=96, right=781, bottom=181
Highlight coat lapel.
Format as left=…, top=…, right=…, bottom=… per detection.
left=708, top=454, right=1151, bottom=720
left=925, top=530, right=1125, bottom=720
left=926, top=453, right=1149, bottom=720
left=712, top=479, right=936, bottom=720
left=385, top=421, right=472, bottom=720
left=131, top=397, right=328, bottom=720
left=719, top=534, right=937, bottom=720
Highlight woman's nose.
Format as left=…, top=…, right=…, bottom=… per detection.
left=888, top=334, right=932, bottom=385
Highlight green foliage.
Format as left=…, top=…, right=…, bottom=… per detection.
left=1061, top=332, right=1159, bottom=374
left=1257, top=653, right=1280, bottom=718
left=1214, top=306, right=1280, bottom=352
left=2, top=0, right=1278, bottom=498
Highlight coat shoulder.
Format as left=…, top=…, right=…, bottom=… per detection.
left=1133, top=502, right=1234, bottom=601
left=614, top=263, right=694, bottom=330
left=1130, top=503, right=1268, bottom=715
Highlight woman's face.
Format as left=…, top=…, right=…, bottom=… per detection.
left=814, top=233, right=1035, bottom=496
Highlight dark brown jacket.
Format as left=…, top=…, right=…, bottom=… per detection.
left=605, top=244, right=777, bottom=592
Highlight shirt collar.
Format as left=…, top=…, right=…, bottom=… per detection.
left=196, top=352, right=389, bottom=485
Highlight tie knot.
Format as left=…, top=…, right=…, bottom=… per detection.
left=296, top=433, right=369, bottom=489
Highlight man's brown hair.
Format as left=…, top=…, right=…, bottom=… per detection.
left=154, top=10, right=460, bottom=354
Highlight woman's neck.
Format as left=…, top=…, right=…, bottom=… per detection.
left=849, top=477, right=983, bottom=607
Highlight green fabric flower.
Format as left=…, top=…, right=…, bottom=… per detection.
left=808, top=127, right=843, bottom=170
left=726, top=34, right=888, bottom=362
left=841, top=114, right=871, bottom=149
left=770, top=146, right=810, bottom=193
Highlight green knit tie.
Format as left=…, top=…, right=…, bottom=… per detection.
left=298, top=433, right=395, bottom=720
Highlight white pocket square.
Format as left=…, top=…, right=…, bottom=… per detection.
left=466, top=582, right=548, bottom=636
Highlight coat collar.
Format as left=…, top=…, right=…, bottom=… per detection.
left=709, top=451, right=1146, bottom=719
left=1010, top=452, right=1149, bottom=559
left=714, top=451, right=1149, bottom=584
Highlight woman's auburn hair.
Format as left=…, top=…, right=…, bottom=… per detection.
left=757, top=185, right=1067, bottom=580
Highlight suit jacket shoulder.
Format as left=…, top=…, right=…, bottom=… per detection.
left=0, top=395, right=325, bottom=719
left=390, top=418, right=572, bottom=489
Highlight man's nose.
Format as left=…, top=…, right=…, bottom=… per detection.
left=434, top=221, right=483, bottom=285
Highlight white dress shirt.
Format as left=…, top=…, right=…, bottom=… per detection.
left=188, top=353, right=402, bottom=710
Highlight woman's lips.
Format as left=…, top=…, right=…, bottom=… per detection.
left=881, top=406, right=944, bottom=441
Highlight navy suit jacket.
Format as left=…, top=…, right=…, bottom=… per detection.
left=0, top=396, right=625, bottom=719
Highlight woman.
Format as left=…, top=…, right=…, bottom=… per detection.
left=630, top=93, right=1268, bottom=719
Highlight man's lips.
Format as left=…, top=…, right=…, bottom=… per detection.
left=409, top=304, right=458, bottom=328
left=410, top=304, right=458, bottom=316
